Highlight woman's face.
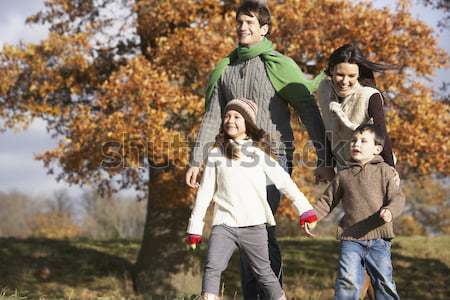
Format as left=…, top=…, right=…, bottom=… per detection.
left=331, top=62, right=359, bottom=97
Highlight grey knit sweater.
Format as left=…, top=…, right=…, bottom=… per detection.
left=191, top=54, right=329, bottom=166
left=314, top=156, right=405, bottom=240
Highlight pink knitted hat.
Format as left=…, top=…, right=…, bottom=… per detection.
left=224, top=97, right=258, bottom=127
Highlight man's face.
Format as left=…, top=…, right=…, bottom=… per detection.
left=236, top=13, right=268, bottom=47
left=350, top=130, right=382, bottom=164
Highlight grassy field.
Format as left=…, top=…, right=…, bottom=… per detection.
left=0, top=236, right=449, bottom=299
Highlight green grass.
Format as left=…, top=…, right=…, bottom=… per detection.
left=0, top=236, right=449, bottom=299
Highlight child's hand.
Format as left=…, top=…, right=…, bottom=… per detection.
left=302, top=222, right=317, bottom=237
left=300, top=210, right=318, bottom=238
left=380, top=208, right=393, bottom=223
left=186, top=234, right=202, bottom=250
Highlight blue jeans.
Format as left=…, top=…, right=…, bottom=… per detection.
left=335, top=239, right=399, bottom=300
left=240, top=154, right=292, bottom=300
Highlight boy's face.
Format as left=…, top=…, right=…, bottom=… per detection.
left=350, top=130, right=383, bottom=164
left=236, top=12, right=268, bottom=47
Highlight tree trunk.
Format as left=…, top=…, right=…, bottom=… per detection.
left=132, top=164, right=198, bottom=296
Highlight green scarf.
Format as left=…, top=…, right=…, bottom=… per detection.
left=205, top=37, right=324, bottom=110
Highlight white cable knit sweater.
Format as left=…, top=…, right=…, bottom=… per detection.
left=187, top=140, right=313, bottom=236
left=317, top=79, right=381, bottom=168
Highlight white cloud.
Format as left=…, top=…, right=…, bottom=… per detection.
left=0, top=119, right=83, bottom=197
left=0, top=0, right=48, bottom=47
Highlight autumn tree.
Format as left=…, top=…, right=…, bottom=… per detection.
left=0, top=0, right=448, bottom=295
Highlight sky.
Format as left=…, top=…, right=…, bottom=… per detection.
left=0, top=0, right=83, bottom=197
left=0, top=0, right=448, bottom=197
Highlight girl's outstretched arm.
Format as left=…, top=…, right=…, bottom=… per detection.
left=259, top=149, right=313, bottom=215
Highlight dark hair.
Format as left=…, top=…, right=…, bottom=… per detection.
left=215, top=120, right=271, bottom=160
left=353, top=123, right=385, bottom=147
left=236, top=1, right=272, bottom=36
left=325, top=44, right=397, bottom=88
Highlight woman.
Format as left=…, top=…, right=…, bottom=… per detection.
left=317, top=44, right=396, bottom=169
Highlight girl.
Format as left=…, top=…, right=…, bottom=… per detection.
left=317, top=44, right=397, bottom=169
left=186, top=97, right=317, bottom=300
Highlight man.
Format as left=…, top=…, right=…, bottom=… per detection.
left=186, top=1, right=334, bottom=299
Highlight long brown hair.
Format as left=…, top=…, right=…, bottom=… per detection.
left=325, top=44, right=398, bottom=88
left=215, top=120, right=272, bottom=160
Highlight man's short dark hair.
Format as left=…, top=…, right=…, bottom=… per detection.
left=354, top=123, right=385, bottom=146
left=236, top=1, right=272, bottom=36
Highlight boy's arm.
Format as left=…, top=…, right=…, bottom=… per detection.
left=187, top=153, right=217, bottom=235
left=314, top=175, right=342, bottom=220
left=260, top=151, right=313, bottom=215
left=383, top=168, right=405, bottom=219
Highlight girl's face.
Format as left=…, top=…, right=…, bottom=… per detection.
left=223, top=110, right=247, bottom=140
left=331, top=62, right=359, bottom=97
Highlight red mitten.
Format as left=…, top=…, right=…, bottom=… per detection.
left=299, top=210, right=318, bottom=228
left=186, top=234, right=202, bottom=250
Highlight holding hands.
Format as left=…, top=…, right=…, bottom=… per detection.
left=300, top=210, right=318, bottom=237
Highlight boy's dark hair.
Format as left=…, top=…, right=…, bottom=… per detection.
left=354, top=123, right=385, bottom=147
left=236, top=1, right=272, bottom=36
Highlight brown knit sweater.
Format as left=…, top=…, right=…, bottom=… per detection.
left=314, top=156, right=405, bottom=240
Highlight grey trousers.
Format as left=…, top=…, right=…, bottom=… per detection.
left=202, top=224, right=284, bottom=300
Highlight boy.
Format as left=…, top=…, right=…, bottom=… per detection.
left=309, top=124, right=405, bottom=300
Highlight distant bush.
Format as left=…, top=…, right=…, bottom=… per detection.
left=0, top=191, right=40, bottom=237
left=0, top=189, right=147, bottom=240
left=80, top=191, right=147, bottom=240
left=28, top=211, right=82, bottom=239
left=0, top=190, right=82, bottom=239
